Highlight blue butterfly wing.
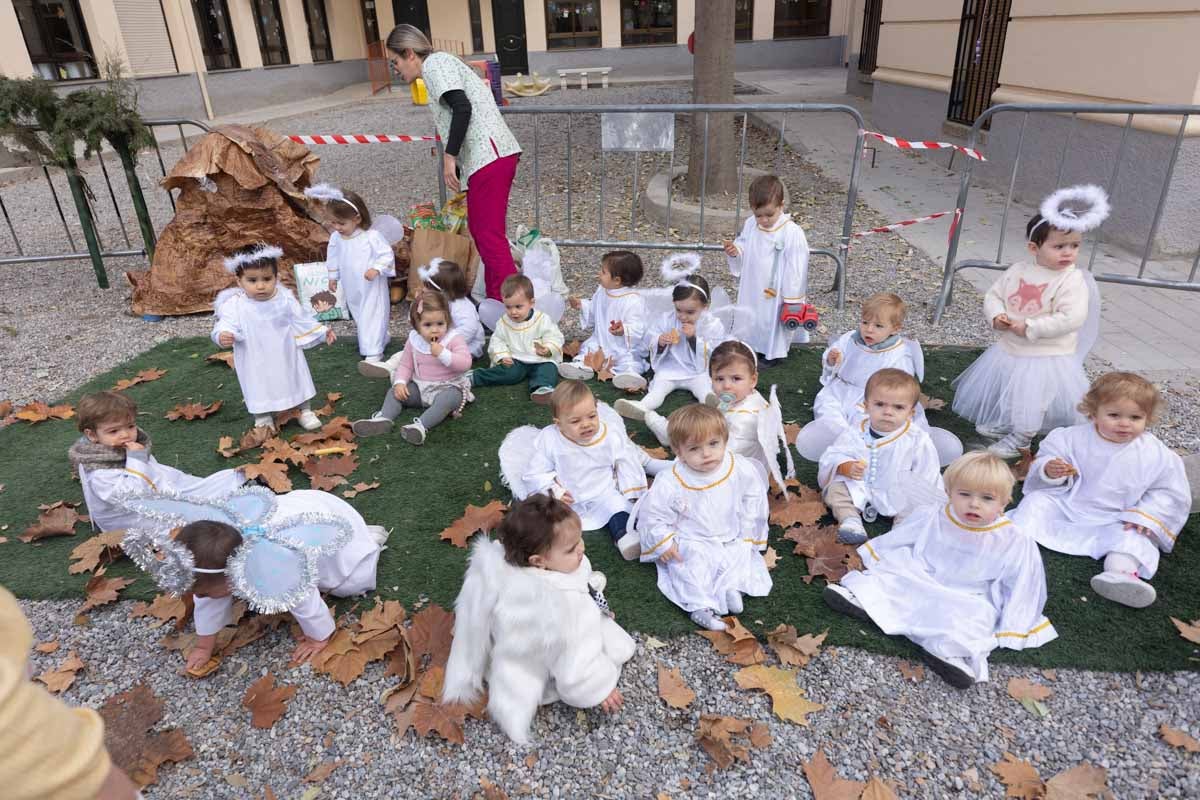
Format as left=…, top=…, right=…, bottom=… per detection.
left=223, top=487, right=277, bottom=527
left=118, top=494, right=239, bottom=527
left=228, top=539, right=316, bottom=615
left=270, top=514, right=353, bottom=556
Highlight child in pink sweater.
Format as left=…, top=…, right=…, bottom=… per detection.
left=353, top=290, right=474, bottom=445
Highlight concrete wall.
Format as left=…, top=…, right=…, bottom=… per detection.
left=204, top=59, right=369, bottom=115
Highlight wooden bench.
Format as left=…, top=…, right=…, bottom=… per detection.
left=557, top=66, right=611, bottom=90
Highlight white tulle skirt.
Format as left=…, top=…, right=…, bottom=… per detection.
left=952, top=344, right=1087, bottom=435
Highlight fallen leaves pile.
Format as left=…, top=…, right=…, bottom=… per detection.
left=991, top=753, right=1112, bottom=799
left=3, top=399, right=75, bottom=426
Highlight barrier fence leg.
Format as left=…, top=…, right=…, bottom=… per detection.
left=116, top=139, right=156, bottom=260
left=64, top=158, right=108, bottom=289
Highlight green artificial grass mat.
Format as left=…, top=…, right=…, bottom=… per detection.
left=1, top=337, right=1196, bottom=673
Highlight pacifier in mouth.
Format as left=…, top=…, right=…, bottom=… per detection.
left=718, top=392, right=736, bottom=411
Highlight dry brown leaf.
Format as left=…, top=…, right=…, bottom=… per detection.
left=35, top=640, right=60, bottom=654
left=304, top=453, right=359, bottom=478
left=765, top=625, right=827, bottom=668
left=310, top=628, right=369, bottom=685
left=1007, top=677, right=1053, bottom=703
left=313, top=392, right=344, bottom=417
left=748, top=723, right=772, bottom=749
left=0, top=399, right=11, bottom=418
left=410, top=604, right=455, bottom=667
left=783, top=523, right=863, bottom=584
left=342, top=481, right=381, bottom=499
left=99, top=683, right=194, bottom=787
left=561, top=339, right=582, bottom=358
left=641, top=445, right=669, bottom=460
left=582, top=347, right=608, bottom=374
left=1045, top=763, right=1108, bottom=800
left=1011, top=447, right=1037, bottom=481
left=242, top=458, right=293, bottom=493
left=698, top=617, right=765, bottom=666
left=479, top=777, right=509, bottom=800
left=411, top=700, right=467, bottom=745
left=304, top=759, right=344, bottom=784
left=242, top=672, right=297, bottom=729
left=238, top=425, right=275, bottom=452
left=130, top=594, right=191, bottom=628
left=165, top=400, right=223, bottom=421
left=769, top=492, right=827, bottom=528
left=292, top=416, right=355, bottom=445
left=763, top=546, right=779, bottom=571
left=37, top=650, right=86, bottom=693
left=383, top=681, right=422, bottom=735
left=802, top=748, right=865, bottom=800
left=696, top=715, right=752, bottom=770
left=356, top=599, right=407, bottom=641
left=113, top=367, right=167, bottom=391
left=657, top=663, right=696, bottom=709
left=897, top=660, right=925, bottom=683
left=20, top=500, right=89, bottom=542
left=1169, top=617, right=1200, bottom=644
left=733, top=665, right=825, bottom=725
left=991, top=753, right=1046, bottom=799
left=861, top=777, right=900, bottom=800
left=13, top=400, right=76, bottom=423
left=80, top=574, right=135, bottom=613
left=440, top=500, right=507, bottom=548
left=206, top=351, right=234, bottom=368
left=216, top=436, right=238, bottom=458
left=1041, top=668, right=1058, bottom=682
left=262, top=437, right=307, bottom=466
left=68, top=530, right=126, bottom=574
left=1159, top=724, right=1200, bottom=752
left=417, top=665, right=445, bottom=700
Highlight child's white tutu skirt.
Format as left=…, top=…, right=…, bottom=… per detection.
left=951, top=344, right=1087, bottom=435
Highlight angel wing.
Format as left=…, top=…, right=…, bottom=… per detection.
left=371, top=214, right=406, bottom=245
left=906, top=338, right=925, bottom=382
left=477, top=298, right=504, bottom=332
left=597, top=400, right=631, bottom=440
left=228, top=537, right=318, bottom=614
left=443, top=537, right=506, bottom=705
left=1074, top=269, right=1101, bottom=363
left=883, top=468, right=949, bottom=517
left=499, top=425, right=541, bottom=498
left=115, top=485, right=276, bottom=529
left=793, top=417, right=844, bottom=463
left=711, top=304, right=758, bottom=345
left=121, top=527, right=196, bottom=596
left=757, top=385, right=796, bottom=487
left=926, top=426, right=964, bottom=467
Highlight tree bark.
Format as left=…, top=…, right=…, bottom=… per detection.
left=685, top=0, right=737, bottom=198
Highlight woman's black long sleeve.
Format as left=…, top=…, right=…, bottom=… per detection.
left=440, top=89, right=472, bottom=157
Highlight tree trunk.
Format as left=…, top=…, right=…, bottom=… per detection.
left=685, top=0, right=737, bottom=199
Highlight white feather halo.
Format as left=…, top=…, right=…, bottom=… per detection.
left=660, top=252, right=702, bottom=283
left=303, top=182, right=346, bottom=203
left=222, top=243, right=284, bottom=273
left=418, top=257, right=445, bottom=285
left=1038, top=184, right=1111, bottom=233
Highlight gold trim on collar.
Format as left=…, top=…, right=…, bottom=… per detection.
left=853, top=337, right=905, bottom=354
left=857, top=418, right=912, bottom=447
left=569, top=423, right=608, bottom=448
left=944, top=504, right=1011, bottom=532
left=605, top=289, right=639, bottom=298
left=757, top=215, right=790, bottom=233
left=673, top=455, right=736, bottom=491
left=501, top=310, right=541, bottom=332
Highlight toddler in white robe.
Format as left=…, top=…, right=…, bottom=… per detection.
left=500, top=381, right=669, bottom=559
left=1012, top=372, right=1190, bottom=608
left=559, top=250, right=648, bottom=390
left=69, top=391, right=245, bottom=532
left=628, top=404, right=772, bottom=632
left=825, top=452, right=1057, bottom=688
left=722, top=174, right=809, bottom=363
left=443, top=495, right=634, bottom=744
left=818, top=369, right=942, bottom=545
left=213, top=244, right=334, bottom=431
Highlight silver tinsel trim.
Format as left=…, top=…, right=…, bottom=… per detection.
left=227, top=539, right=319, bottom=615
left=270, top=512, right=354, bottom=556
left=121, top=527, right=197, bottom=596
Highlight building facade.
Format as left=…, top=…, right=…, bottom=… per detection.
left=845, top=0, right=1200, bottom=257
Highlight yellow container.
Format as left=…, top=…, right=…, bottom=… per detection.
left=410, top=78, right=429, bottom=105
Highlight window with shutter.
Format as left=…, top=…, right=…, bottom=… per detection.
left=114, top=0, right=179, bottom=76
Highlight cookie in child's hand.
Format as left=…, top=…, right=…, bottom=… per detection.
left=666, top=329, right=681, bottom=345
left=186, top=655, right=221, bottom=678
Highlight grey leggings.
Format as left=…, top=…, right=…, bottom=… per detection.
left=381, top=381, right=463, bottom=431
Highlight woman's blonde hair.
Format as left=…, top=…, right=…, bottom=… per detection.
left=1078, top=372, right=1162, bottom=423
left=943, top=451, right=1015, bottom=504
left=386, top=24, right=434, bottom=59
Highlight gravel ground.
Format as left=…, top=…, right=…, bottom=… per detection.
left=18, top=597, right=1200, bottom=800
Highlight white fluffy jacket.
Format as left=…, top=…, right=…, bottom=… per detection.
left=442, top=538, right=636, bottom=744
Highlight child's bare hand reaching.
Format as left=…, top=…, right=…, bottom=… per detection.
left=364, top=268, right=380, bottom=281
left=534, top=342, right=551, bottom=357
left=218, top=331, right=235, bottom=348
left=722, top=239, right=739, bottom=257
left=838, top=460, right=867, bottom=480
left=1045, top=458, right=1076, bottom=480
left=291, top=633, right=331, bottom=664
left=598, top=687, right=624, bottom=713
left=393, top=383, right=410, bottom=401
left=992, top=313, right=1010, bottom=330
left=659, top=542, right=682, bottom=563
left=608, top=319, right=624, bottom=336
left=324, top=329, right=337, bottom=345
left=826, top=349, right=842, bottom=366
left=430, top=338, right=444, bottom=357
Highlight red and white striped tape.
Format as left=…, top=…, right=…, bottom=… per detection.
left=851, top=208, right=964, bottom=244
left=861, top=130, right=986, bottom=161
left=287, top=134, right=440, bottom=145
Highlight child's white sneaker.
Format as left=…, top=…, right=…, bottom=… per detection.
left=612, top=373, right=647, bottom=392
left=920, top=649, right=976, bottom=689
left=530, top=386, right=555, bottom=405
left=253, top=413, right=276, bottom=429
left=357, top=359, right=392, bottom=380
left=298, top=410, right=322, bottom=431
left=836, top=516, right=868, bottom=545
left=725, top=590, right=744, bottom=615
left=366, top=525, right=391, bottom=547
left=613, top=398, right=646, bottom=422
left=822, top=584, right=869, bottom=621
left=400, top=418, right=427, bottom=445
left=616, top=531, right=641, bottom=561
left=987, top=431, right=1033, bottom=459
left=352, top=413, right=393, bottom=437
left=558, top=362, right=594, bottom=380
left=644, top=410, right=670, bottom=447
left=689, top=609, right=727, bottom=631
left=1090, top=570, right=1157, bottom=608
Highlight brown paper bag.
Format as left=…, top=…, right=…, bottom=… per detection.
left=407, top=226, right=480, bottom=299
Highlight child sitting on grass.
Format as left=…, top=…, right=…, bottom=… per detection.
left=213, top=243, right=335, bottom=431
left=825, top=451, right=1056, bottom=689
left=817, top=369, right=941, bottom=544
left=472, top=274, right=564, bottom=405
left=442, top=495, right=633, bottom=744
left=722, top=174, right=809, bottom=365
left=500, top=381, right=669, bottom=559
left=1013, top=372, right=1190, bottom=608
left=628, top=404, right=771, bottom=631
left=352, top=290, right=473, bottom=445
left=559, top=250, right=648, bottom=391
left=69, top=390, right=245, bottom=532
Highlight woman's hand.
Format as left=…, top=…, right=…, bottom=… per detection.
left=443, top=153, right=461, bottom=193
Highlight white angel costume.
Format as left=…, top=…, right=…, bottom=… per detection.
left=211, top=287, right=325, bottom=415
left=628, top=451, right=772, bottom=615
left=840, top=502, right=1057, bottom=683
left=118, top=486, right=381, bottom=642
left=442, top=538, right=635, bottom=744
left=721, top=388, right=796, bottom=490
left=326, top=228, right=395, bottom=358
left=634, top=309, right=727, bottom=410
left=500, top=402, right=667, bottom=531
left=726, top=213, right=809, bottom=359
left=450, top=297, right=485, bottom=359
left=1013, top=424, right=1189, bottom=580
left=569, top=286, right=648, bottom=376
left=817, top=419, right=942, bottom=520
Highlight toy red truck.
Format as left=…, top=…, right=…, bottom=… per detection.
left=780, top=302, right=819, bottom=331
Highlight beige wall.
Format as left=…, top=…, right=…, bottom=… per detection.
left=481, top=1, right=496, bottom=53
left=600, top=1, right=621, bottom=48
left=524, top=0, right=548, bottom=51
left=162, top=0, right=200, bottom=73
left=79, top=0, right=133, bottom=75
left=228, top=0, right=264, bottom=69
left=376, top=0, right=396, bottom=38
left=280, top=0, right=314, bottom=64
left=872, top=0, right=959, bottom=91
left=329, top=1, right=368, bottom=60
left=0, top=1, right=35, bottom=78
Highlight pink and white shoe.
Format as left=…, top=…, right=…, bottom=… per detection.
left=1090, top=570, right=1156, bottom=608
